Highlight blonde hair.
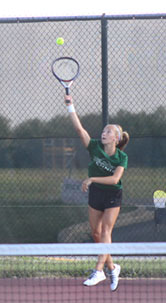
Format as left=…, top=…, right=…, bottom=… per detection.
left=114, top=124, right=129, bottom=151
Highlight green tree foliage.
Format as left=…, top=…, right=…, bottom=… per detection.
left=0, top=115, right=11, bottom=137
left=43, top=115, right=75, bottom=138
left=111, top=106, right=166, bottom=137
left=0, top=116, right=12, bottom=167
left=12, top=118, right=45, bottom=138
left=0, top=106, right=166, bottom=168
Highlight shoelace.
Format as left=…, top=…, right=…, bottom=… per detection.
left=89, top=270, right=97, bottom=279
left=108, top=270, right=117, bottom=283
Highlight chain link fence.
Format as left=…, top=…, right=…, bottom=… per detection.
left=0, top=14, right=166, bottom=243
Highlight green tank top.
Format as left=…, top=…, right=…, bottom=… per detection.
left=87, top=139, right=128, bottom=190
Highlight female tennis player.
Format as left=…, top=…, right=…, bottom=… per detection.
left=65, top=95, right=129, bottom=291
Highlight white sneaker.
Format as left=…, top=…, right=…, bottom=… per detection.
left=109, top=264, right=121, bottom=291
left=83, top=270, right=106, bottom=286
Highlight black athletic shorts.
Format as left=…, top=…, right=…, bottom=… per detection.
left=88, top=183, right=122, bottom=211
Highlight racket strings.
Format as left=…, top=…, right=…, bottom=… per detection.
left=53, top=60, right=78, bottom=81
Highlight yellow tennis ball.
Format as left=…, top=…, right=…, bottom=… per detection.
left=56, top=37, right=64, bottom=45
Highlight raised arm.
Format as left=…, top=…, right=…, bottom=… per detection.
left=65, top=95, right=91, bottom=148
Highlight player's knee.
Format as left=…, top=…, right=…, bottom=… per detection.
left=92, top=230, right=101, bottom=243
left=101, top=225, right=113, bottom=239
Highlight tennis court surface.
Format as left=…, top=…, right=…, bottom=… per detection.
left=0, top=243, right=165, bottom=303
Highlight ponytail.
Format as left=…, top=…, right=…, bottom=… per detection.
left=117, top=131, right=129, bottom=151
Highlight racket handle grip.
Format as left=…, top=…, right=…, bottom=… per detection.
left=65, top=87, right=70, bottom=95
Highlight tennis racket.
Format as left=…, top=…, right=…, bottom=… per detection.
left=51, top=57, right=80, bottom=100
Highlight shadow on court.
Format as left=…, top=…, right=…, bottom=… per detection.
left=0, top=278, right=165, bottom=303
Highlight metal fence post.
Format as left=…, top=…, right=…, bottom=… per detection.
left=101, top=14, right=109, bottom=129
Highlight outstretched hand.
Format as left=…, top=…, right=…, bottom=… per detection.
left=82, top=178, right=92, bottom=192
left=65, top=95, right=73, bottom=106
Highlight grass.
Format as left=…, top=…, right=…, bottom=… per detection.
left=0, top=167, right=165, bottom=204
left=0, top=169, right=65, bottom=204
left=123, top=167, right=166, bottom=202
left=0, top=256, right=165, bottom=278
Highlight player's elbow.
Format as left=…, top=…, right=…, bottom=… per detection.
left=112, top=176, right=120, bottom=185
left=76, top=126, right=82, bottom=134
